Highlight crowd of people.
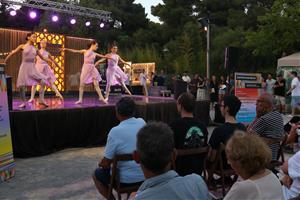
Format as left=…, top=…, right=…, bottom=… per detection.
left=92, top=92, right=300, bottom=200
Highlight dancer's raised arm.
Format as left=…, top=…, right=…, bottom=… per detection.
left=62, top=48, right=86, bottom=54
left=118, top=56, right=131, bottom=66
left=95, top=53, right=112, bottom=60
left=95, top=58, right=107, bottom=66
left=4, top=44, right=24, bottom=63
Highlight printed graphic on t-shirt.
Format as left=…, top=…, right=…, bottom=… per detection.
left=184, top=126, right=205, bottom=148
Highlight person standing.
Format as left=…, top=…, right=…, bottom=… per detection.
left=266, top=73, right=276, bottom=95
left=104, top=44, right=132, bottom=100
left=4, top=32, right=50, bottom=108
left=189, top=74, right=200, bottom=98
left=62, top=40, right=110, bottom=104
left=139, top=69, right=148, bottom=96
left=273, top=74, right=286, bottom=113
left=287, top=71, right=300, bottom=116
left=28, top=40, right=63, bottom=103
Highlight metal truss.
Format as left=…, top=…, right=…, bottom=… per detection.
left=1, top=0, right=112, bottom=21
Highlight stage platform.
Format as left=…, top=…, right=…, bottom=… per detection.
left=9, top=95, right=210, bottom=158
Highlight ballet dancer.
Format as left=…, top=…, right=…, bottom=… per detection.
left=99, top=44, right=132, bottom=101
left=62, top=40, right=111, bottom=104
left=4, top=32, right=51, bottom=108
left=28, top=40, right=63, bottom=103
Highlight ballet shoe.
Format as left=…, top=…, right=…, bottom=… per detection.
left=38, top=101, right=49, bottom=107
left=18, top=103, right=26, bottom=108
left=27, top=98, right=34, bottom=103
left=75, top=100, right=82, bottom=104
left=99, top=98, right=108, bottom=104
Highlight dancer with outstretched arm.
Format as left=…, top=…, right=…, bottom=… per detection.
left=99, top=44, right=132, bottom=101
left=4, top=32, right=52, bottom=108
left=28, top=40, right=63, bottom=103
left=62, top=40, right=111, bottom=104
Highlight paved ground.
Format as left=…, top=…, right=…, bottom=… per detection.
left=0, top=147, right=105, bottom=200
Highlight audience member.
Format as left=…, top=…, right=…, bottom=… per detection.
left=274, top=74, right=286, bottom=113
left=170, top=92, right=208, bottom=176
left=133, top=122, right=210, bottom=200
left=287, top=71, right=300, bottom=115
left=189, top=74, right=200, bottom=98
left=208, top=95, right=246, bottom=169
left=210, top=75, right=218, bottom=108
left=281, top=151, right=300, bottom=200
left=182, top=71, right=191, bottom=83
left=224, top=132, right=283, bottom=200
left=248, top=94, right=284, bottom=160
left=219, top=75, right=227, bottom=104
left=157, top=69, right=165, bottom=86
left=92, top=97, right=145, bottom=199
left=266, top=73, right=276, bottom=95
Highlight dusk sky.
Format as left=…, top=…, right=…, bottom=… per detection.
left=134, top=0, right=163, bottom=23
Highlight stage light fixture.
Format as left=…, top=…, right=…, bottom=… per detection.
left=85, top=21, right=91, bottom=27
left=29, top=11, right=37, bottom=19
left=70, top=18, right=76, bottom=25
left=43, top=29, right=48, bottom=33
left=52, top=15, right=59, bottom=22
left=99, top=22, right=105, bottom=28
left=9, top=10, right=17, bottom=16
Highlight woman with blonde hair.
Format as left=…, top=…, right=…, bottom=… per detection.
left=224, top=132, right=283, bottom=200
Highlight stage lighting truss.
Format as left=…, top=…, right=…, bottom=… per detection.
left=1, top=0, right=112, bottom=21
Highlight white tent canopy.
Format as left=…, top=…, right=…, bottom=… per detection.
left=277, top=52, right=300, bottom=68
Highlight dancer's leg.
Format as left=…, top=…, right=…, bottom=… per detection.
left=143, top=84, right=148, bottom=96
left=121, top=81, right=132, bottom=95
left=28, top=85, right=36, bottom=103
left=51, top=83, right=63, bottom=100
left=19, top=86, right=26, bottom=108
left=75, top=83, right=84, bottom=104
left=38, top=81, right=48, bottom=107
left=93, top=80, right=107, bottom=103
left=105, top=83, right=111, bottom=100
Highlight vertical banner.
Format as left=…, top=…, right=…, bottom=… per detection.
left=0, top=63, right=15, bottom=182
left=235, top=72, right=263, bottom=124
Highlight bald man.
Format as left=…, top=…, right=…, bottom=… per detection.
left=248, top=94, right=284, bottom=160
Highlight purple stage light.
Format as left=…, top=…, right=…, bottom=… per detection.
left=99, top=22, right=105, bottom=28
left=10, top=10, right=17, bottom=16
left=29, top=11, right=37, bottom=19
left=52, top=15, right=59, bottom=22
left=70, top=18, right=76, bottom=25
left=85, top=21, right=91, bottom=27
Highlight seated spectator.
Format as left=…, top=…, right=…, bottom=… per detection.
left=169, top=92, right=208, bottom=176
left=208, top=95, right=246, bottom=169
left=281, top=151, right=300, bottom=200
left=286, top=121, right=300, bottom=145
left=248, top=94, right=284, bottom=160
left=224, top=132, right=283, bottom=200
left=92, top=97, right=145, bottom=199
left=133, top=122, right=210, bottom=200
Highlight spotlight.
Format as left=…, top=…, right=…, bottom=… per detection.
left=85, top=21, right=91, bottom=27
left=29, top=11, right=37, bottom=19
left=43, top=29, right=48, bottom=33
left=70, top=18, right=76, bottom=25
left=99, top=22, right=105, bottom=28
left=52, top=15, right=59, bottom=22
left=9, top=10, right=17, bottom=16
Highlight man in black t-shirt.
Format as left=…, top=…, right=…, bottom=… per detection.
left=170, top=92, right=208, bottom=176
left=208, top=95, right=246, bottom=170
left=274, top=74, right=286, bottom=113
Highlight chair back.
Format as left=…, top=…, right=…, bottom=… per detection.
left=172, top=146, right=208, bottom=177
left=108, top=154, right=141, bottom=200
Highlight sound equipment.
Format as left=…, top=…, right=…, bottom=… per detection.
left=224, top=46, right=239, bottom=72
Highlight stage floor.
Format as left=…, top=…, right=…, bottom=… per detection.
left=12, top=95, right=175, bottom=111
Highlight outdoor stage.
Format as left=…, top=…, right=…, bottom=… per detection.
left=9, top=94, right=210, bottom=158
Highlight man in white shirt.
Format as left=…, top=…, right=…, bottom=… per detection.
left=287, top=71, right=300, bottom=115
left=182, top=71, right=191, bottom=83
left=266, top=73, right=276, bottom=95
left=281, top=151, right=300, bottom=200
